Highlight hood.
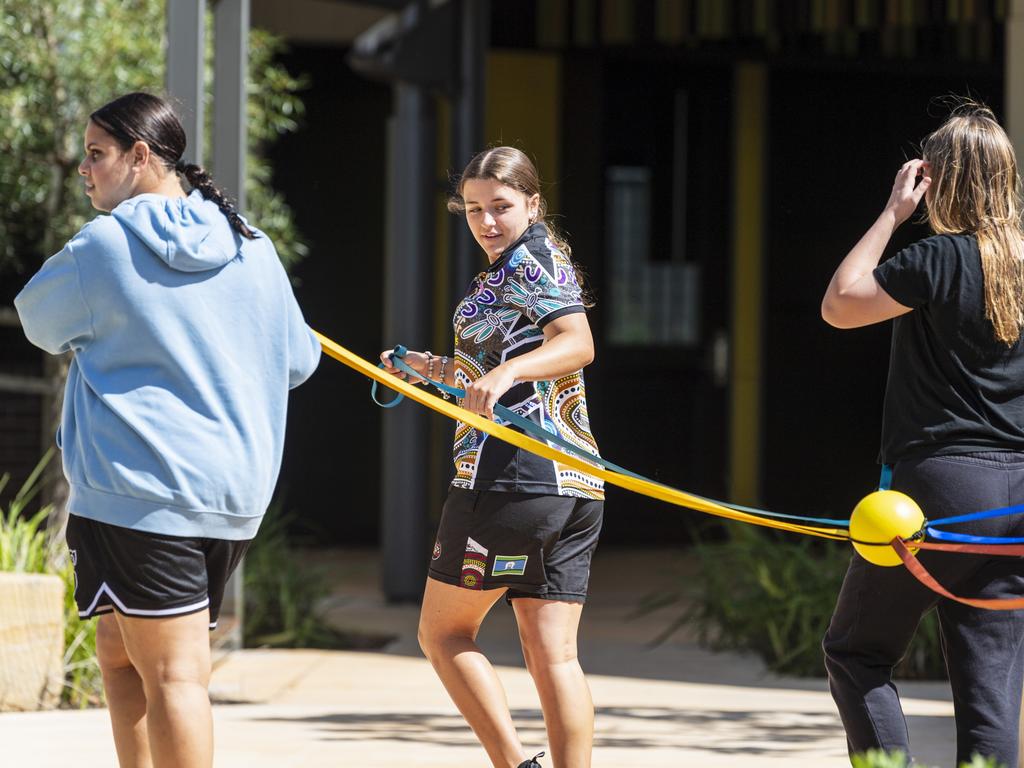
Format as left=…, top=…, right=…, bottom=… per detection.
left=111, top=190, right=242, bottom=272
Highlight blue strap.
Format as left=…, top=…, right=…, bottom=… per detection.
left=923, top=501, right=1024, bottom=543
left=371, top=345, right=408, bottom=408
left=377, top=346, right=850, bottom=528
left=927, top=528, right=1024, bottom=545
left=880, top=462, right=1024, bottom=543
left=927, top=502, right=1024, bottom=528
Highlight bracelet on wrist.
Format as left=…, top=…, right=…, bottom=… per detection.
left=439, top=355, right=450, bottom=398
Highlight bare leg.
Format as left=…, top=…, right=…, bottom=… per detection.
left=96, top=614, right=152, bottom=768
left=116, top=611, right=213, bottom=768
left=513, top=598, right=592, bottom=768
left=419, top=577, right=527, bottom=767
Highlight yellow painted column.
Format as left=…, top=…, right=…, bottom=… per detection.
left=484, top=51, right=562, bottom=212
left=1007, top=0, right=1024, bottom=156
left=729, top=61, right=767, bottom=506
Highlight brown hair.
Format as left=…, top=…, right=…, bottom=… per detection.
left=922, top=101, right=1024, bottom=345
left=449, top=146, right=594, bottom=307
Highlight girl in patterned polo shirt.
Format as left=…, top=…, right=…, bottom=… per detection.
left=381, top=147, right=603, bottom=768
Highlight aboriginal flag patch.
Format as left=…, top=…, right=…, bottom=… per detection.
left=461, top=536, right=488, bottom=590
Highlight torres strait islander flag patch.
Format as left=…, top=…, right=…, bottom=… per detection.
left=491, top=555, right=528, bottom=576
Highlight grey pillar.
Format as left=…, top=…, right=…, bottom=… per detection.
left=212, top=0, right=249, bottom=208
left=211, top=0, right=250, bottom=651
left=448, top=0, right=489, bottom=303
left=165, top=0, right=205, bottom=164
left=382, top=84, right=435, bottom=601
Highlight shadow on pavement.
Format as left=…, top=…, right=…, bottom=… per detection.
left=254, top=705, right=842, bottom=751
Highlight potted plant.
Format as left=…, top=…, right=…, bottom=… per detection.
left=0, top=455, right=66, bottom=711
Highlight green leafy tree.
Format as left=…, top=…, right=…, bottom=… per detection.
left=242, top=28, right=308, bottom=270
left=0, top=1, right=163, bottom=272
left=0, top=0, right=306, bottom=278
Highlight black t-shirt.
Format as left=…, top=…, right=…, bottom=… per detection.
left=873, top=233, right=1024, bottom=464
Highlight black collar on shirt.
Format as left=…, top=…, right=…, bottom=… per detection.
left=486, top=222, right=547, bottom=273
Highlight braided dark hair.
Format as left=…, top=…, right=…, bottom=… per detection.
left=174, top=160, right=256, bottom=239
left=90, top=92, right=256, bottom=240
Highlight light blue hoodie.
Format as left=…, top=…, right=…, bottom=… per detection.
left=15, top=190, right=321, bottom=540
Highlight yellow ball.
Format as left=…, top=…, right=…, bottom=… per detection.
left=849, top=490, right=924, bottom=567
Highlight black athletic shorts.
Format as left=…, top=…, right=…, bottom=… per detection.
left=428, top=488, right=604, bottom=602
left=65, top=514, right=250, bottom=629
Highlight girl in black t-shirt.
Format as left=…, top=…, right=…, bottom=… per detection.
left=380, top=147, right=602, bottom=768
left=821, top=103, right=1024, bottom=767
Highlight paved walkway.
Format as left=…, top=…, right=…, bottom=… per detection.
left=0, top=548, right=957, bottom=767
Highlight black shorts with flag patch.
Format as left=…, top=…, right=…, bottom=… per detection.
left=65, top=514, right=250, bottom=629
left=428, top=488, right=603, bottom=602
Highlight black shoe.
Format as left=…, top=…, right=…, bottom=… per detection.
left=517, top=752, right=545, bottom=768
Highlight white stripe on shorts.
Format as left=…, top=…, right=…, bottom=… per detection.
left=79, top=582, right=210, bottom=619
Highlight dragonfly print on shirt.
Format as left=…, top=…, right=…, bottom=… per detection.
left=502, top=279, right=564, bottom=319
left=458, top=307, right=522, bottom=344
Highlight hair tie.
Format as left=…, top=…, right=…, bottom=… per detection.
left=174, top=160, right=187, bottom=173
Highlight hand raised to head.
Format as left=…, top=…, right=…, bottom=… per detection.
left=885, top=159, right=932, bottom=227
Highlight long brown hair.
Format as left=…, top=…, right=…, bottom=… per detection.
left=922, top=101, right=1024, bottom=345
left=449, top=146, right=594, bottom=307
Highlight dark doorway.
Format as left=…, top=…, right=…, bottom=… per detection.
left=562, top=52, right=733, bottom=545
left=763, top=66, right=1003, bottom=518
left=270, top=45, right=391, bottom=545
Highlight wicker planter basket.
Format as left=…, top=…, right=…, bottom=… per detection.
left=0, top=572, right=64, bottom=711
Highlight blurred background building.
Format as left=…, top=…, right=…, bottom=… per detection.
left=3, top=0, right=1020, bottom=600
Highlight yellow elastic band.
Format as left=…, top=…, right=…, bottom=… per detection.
left=314, top=331, right=848, bottom=541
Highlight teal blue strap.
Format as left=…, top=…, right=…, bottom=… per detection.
left=376, top=346, right=850, bottom=528
left=879, top=464, right=893, bottom=491
left=370, top=345, right=408, bottom=408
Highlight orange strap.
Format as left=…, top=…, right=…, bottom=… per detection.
left=913, top=540, right=1024, bottom=556
left=891, top=538, right=1024, bottom=610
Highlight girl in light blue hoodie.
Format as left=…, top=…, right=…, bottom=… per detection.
left=15, top=92, right=320, bottom=768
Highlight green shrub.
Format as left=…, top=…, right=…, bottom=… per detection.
left=243, top=503, right=337, bottom=648
left=852, top=749, right=1004, bottom=768
left=959, top=756, right=1007, bottom=768
left=243, top=503, right=394, bottom=650
left=679, top=524, right=945, bottom=678
left=243, top=501, right=324, bottom=647
left=0, top=460, right=57, bottom=573
left=57, top=554, right=103, bottom=708
left=0, top=453, right=104, bottom=707
left=851, top=750, right=912, bottom=768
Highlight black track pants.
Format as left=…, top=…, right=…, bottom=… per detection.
left=823, top=452, right=1024, bottom=766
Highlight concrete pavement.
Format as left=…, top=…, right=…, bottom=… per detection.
left=0, top=548, right=957, bottom=767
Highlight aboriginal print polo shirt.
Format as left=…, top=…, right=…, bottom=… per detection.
left=451, top=223, right=604, bottom=500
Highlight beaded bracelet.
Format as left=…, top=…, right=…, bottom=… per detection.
left=426, top=351, right=435, bottom=382
left=439, top=355, right=450, bottom=399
